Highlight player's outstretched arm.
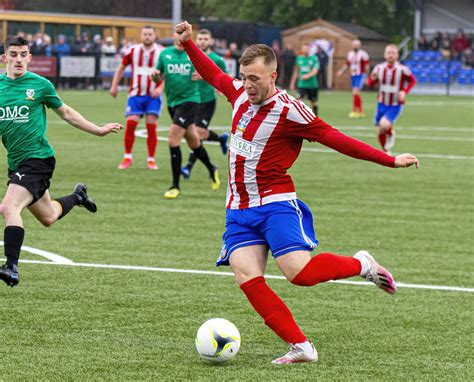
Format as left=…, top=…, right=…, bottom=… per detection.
left=175, top=21, right=235, bottom=100
left=54, top=104, right=123, bottom=136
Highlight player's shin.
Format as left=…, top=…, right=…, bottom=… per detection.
left=170, top=146, right=182, bottom=189
left=240, top=276, right=307, bottom=344
left=291, top=252, right=361, bottom=286
left=192, top=145, right=215, bottom=177
left=146, top=123, right=157, bottom=157
left=4, top=226, right=24, bottom=267
left=124, top=120, right=139, bottom=154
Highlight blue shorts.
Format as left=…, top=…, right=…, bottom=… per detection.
left=351, top=74, right=365, bottom=89
left=374, top=103, right=403, bottom=125
left=217, top=200, right=318, bottom=266
left=125, top=95, right=162, bottom=117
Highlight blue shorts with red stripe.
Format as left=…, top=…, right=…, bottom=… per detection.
left=374, top=102, right=403, bottom=125
left=217, top=199, right=318, bottom=266
left=125, top=95, right=162, bottom=117
left=351, top=74, right=366, bottom=89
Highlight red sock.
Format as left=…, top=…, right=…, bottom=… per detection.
left=355, top=94, right=363, bottom=112
left=124, top=119, right=138, bottom=154
left=291, top=252, right=361, bottom=286
left=146, top=123, right=157, bottom=157
left=378, top=131, right=387, bottom=150
left=240, top=276, right=307, bottom=344
left=352, top=94, right=357, bottom=112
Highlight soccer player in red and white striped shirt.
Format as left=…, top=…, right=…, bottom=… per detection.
left=368, top=44, right=416, bottom=153
left=176, top=21, right=419, bottom=364
left=336, top=40, right=370, bottom=118
left=110, top=26, right=164, bottom=170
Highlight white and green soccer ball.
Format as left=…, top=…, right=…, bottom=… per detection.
left=195, top=318, right=241, bottom=363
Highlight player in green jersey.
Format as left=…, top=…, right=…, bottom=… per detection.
left=290, top=43, right=320, bottom=115
left=181, top=29, right=229, bottom=180
left=153, top=34, right=220, bottom=199
left=0, top=36, right=123, bottom=287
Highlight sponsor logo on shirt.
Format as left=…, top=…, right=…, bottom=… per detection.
left=0, top=106, right=30, bottom=123
left=230, top=134, right=256, bottom=159
left=25, top=89, right=35, bottom=101
left=167, top=63, right=192, bottom=75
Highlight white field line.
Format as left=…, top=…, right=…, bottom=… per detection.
left=18, top=259, right=474, bottom=294
left=0, top=241, right=74, bottom=264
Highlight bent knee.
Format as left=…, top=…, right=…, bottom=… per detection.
left=39, top=216, right=56, bottom=227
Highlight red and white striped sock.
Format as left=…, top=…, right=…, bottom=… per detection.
left=240, top=276, right=307, bottom=344
left=291, top=252, right=361, bottom=286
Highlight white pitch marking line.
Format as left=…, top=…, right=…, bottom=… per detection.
left=19, top=259, right=474, bottom=293
left=0, top=241, right=74, bottom=264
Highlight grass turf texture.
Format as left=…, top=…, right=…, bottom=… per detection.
left=0, top=90, right=472, bottom=380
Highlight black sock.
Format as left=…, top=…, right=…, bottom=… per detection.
left=4, top=226, right=25, bottom=267
left=313, top=105, right=318, bottom=115
left=170, top=146, right=182, bottom=189
left=187, top=152, right=197, bottom=169
left=193, top=145, right=215, bottom=177
left=55, top=194, right=81, bottom=219
left=207, top=130, right=220, bottom=142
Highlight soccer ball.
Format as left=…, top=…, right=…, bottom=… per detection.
left=195, top=318, right=241, bottom=363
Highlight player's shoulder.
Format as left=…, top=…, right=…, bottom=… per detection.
left=25, top=71, right=53, bottom=86
left=279, top=92, right=316, bottom=124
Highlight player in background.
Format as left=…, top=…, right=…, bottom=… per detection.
left=0, top=36, right=123, bottom=287
left=336, top=39, right=370, bottom=118
left=368, top=44, right=416, bottom=154
left=110, top=26, right=164, bottom=170
left=176, top=21, right=419, bottom=364
left=290, top=43, right=319, bottom=115
left=181, top=29, right=229, bottom=180
left=152, top=34, right=220, bottom=199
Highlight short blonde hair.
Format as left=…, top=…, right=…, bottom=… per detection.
left=239, top=44, right=276, bottom=67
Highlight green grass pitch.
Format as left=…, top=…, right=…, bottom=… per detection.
left=0, top=89, right=472, bottom=380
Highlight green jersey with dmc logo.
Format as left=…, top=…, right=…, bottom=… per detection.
left=0, top=71, right=63, bottom=170
left=198, top=51, right=227, bottom=103
left=156, top=46, right=200, bottom=107
left=296, top=55, right=320, bottom=89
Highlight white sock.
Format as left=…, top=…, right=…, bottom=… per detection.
left=147, top=156, right=156, bottom=162
left=124, top=153, right=133, bottom=159
left=354, top=251, right=370, bottom=276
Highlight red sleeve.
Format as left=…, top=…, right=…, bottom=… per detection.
left=181, top=39, right=241, bottom=104
left=367, top=76, right=377, bottom=88
left=122, top=49, right=133, bottom=66
left=290, top=115, right=395, bottom=167
left=403, top=73, right=416, bottom=94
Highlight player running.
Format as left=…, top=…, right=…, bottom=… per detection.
left=290, top=43, right=319, bottom=115
left=181, top=29, right=229, bottom=180
left=110, top=25, right=164, bottom=170
left=0, top=36, right=123, bottom=287
left=336, top=39, right=370, bottom=118
left=176, top=21, right=419, bottom=364
left=368, top=44, right=416, bottom=154
left=152, top=34, right=220, bottom=199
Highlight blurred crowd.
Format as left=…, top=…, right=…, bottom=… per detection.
left=417, top=29, right=473, bottom=66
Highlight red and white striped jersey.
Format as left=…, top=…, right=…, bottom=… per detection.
left=122, top=43, right=164, bottom=96
left=182, top=38, right=396, bottom=211
left=371, top=61, right=413, bottom=106
left=224, top=84, right=332, bottom=209
left=346, top=49, right=369, bottom=76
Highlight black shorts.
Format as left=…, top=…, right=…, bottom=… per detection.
left=168, top=102, right=199, bottom=129
left=194, top=100, right=216, bottom=129
left=297, top=88, right=318, bottom=102
left=7, top=157, right=56, bottom=204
